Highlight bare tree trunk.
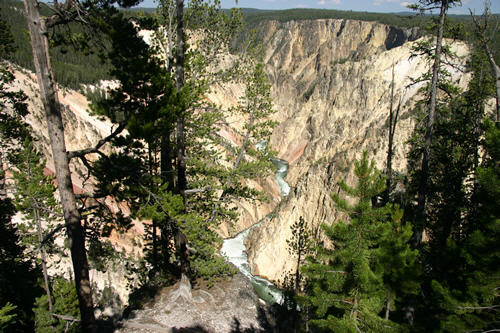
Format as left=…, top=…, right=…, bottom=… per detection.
left=160, top=128, right=174, bottom=190
left=152, top=218, right=158, bottom=270
left=175, top=0, right=190, bottom=278
left=385, top=290, right=392, bottom=320
left=351, top=291, right=360, bottom=332
left=385, top=65, right=396, bottom=203
left=470, top=4, right=500, bottom=124
left=35, top=207, right=53, bottom=312
left=23, top=0, right=96, bottom=330
left=176, top=0, right=186, bottom=200
left=414, top=0, right=447, bottom=248
left=483, top=42, right=500, bottom=124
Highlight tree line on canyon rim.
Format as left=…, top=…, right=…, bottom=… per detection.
left=2, top=0, right=500, bottom=90
left=0, top=0, right=498, bottom=332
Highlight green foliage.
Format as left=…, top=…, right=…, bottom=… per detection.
left=0, top=15, right=28, bottom=144
left=179, top=213, right=237, bottom=280
left=242, top=8, right=428, bottom=31
left=402, top=4, right=500, bottom=328
left=0, top=195, right=41, bottom=333
left=427, top=121, right=500, bottom=332
left=301, top=152, right=417, bottom=332
left=0, top=302, right=17, bottom=331
left=287, top=216, right=313, bottom=261
left=0, top=15, right=40, bottom=333
left=33, top=277, right=81, bottom=333
left=12, top=139, right=62, bottom=255
left=0, top=0, right=113, bottom=89
left=89, top=4, right=246, bottom=284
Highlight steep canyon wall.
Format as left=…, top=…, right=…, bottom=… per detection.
left=244, top=19, right=470, bottom=283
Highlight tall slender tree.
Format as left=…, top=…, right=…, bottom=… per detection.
left=408, top=0, right=462, bottom=247
left=0, top=16, right=41, bottom=332
left=384, top=64, right=404, bottom=204
left=470, top=1, right=500, bottom=123
left=23, top=0, right=139, bottom=330
left=13, top=139, right=61, bottom=313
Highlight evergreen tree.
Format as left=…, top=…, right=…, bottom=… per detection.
left=22, top=1, right=140, bottom=329
left=0, top=193, right=41, bottom=332
left=405, top=15, right=498, bottom=328
left=0, top=303, right=17, bottom=331
left=470, top=1, right=500, bottom=123
left=287, top=216, right=313, bottom=293
left=427, top=121, right=500, bottom=332
left=12, top=138, right=61, bottom=314
left=407, top=0, right=462, bottom=248
left=0, top=16, right=41, bottom=332
left=301, top=152, right=417, bottom=332
left=91, top=1, right=276, bottom=285
left=282, top=216, right=314, bottom=333
left=33, top=277, right=81, bottom=333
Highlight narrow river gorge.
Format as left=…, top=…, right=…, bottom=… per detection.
left=221, top=158, right=291, bottom=304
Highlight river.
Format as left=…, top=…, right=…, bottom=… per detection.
left=221, top=157, right=290, bottom=304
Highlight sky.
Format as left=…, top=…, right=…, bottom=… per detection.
left=137, top=0, right=500, bottom=14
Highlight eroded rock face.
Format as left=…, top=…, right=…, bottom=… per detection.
left=244, top=19, right=470, bottom=283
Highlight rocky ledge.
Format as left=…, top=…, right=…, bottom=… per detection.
left=116, top=273, right=290, bottom=332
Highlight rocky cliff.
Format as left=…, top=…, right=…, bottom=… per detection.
left=243, top=19, right=470, bottom=283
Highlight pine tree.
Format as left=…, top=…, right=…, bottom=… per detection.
left=22, top=1, right=140, bottom=329
left=0, top=17, right=41, bottom=332
left=470, top=1, right=500, bottom=123
left=33, top=277, right=81, bottom=333
left=405, top=16, right=498, bottom=328
left=301, top=152, right=417, bottom=332
left=287, top=216, right=313, bottom=293
left=283, top=216, right=314, bottom=333
left=12, top=138, right=61, bottom=314
left=0, top=193, right=41, bottom=332
left=91, top=1, right=276, bottom=284
left=428, top=121, right=500, bottom=332
left=407, top=0, right=462, bottom=248
left=0, top=303, right=17, bottom=331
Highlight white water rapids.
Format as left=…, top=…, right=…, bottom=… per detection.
left=221, top=157, right=290, bottom=304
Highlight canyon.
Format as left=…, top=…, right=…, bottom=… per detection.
left=6, top=15, right=472, bottom=327
left=243, top=19, right=469, bottom=284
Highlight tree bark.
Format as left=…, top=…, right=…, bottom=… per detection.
left=35, top=207, right=53, bottom=312
left=160, top=129, right=175, bottom=190
left=470, top=5, right=500, bottom=124
left=175, top=0, right=190, bottom=278
left=385, top=290, right=392, bottom=320
left=385, top=65, right=397, bottom=204
left=414, top=0, right=447, bottom=248
left=483, top=42, right=500, bottom=124
left=23, top=0, right=96, bottom=330
left=176, top=0, right=187, bottom=200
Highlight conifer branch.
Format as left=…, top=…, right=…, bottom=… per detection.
left=67, top=122, right=127, bottom=160
left=458, top=305, right=500, bottom=311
